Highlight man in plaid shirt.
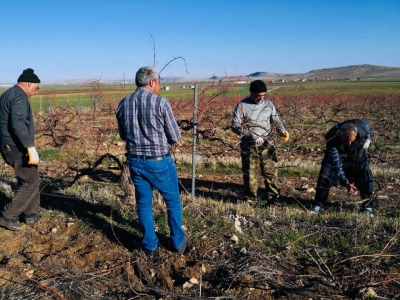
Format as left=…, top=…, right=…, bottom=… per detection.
left=116, top=66, right=187, bottom=257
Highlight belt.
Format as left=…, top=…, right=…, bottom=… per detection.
left=128, top=152, right=170, bottom=161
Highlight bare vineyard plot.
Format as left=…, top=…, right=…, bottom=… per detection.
left=0, top=81, right=399, bottom=299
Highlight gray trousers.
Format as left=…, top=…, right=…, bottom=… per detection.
left=0, top=143, right=40, bottom=220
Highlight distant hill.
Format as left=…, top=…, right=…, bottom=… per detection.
left=247, top=72, right=282, bottom=78
left=305, top=64, right=400, bottom=80
left=247, top=64, right=400, bottom=81
left=7, top=64, right=398, bottom=86
left=133, top=65, right=400, bottom=83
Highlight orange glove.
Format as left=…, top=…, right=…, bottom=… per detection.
left=27, top=147, right=39, bottom=165
left=281, top=131, right=289, bottom=143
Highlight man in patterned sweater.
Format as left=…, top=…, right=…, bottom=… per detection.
left=311, top=119, right=375, bottom=216
left=231, top=80, right=289, bottom=206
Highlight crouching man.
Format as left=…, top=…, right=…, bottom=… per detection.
left=311, top=119, right=375, bottom=216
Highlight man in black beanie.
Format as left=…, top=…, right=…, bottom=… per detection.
left=0, top=68, right=43, bottom=230
left=231, top=80, right=289, bottom=206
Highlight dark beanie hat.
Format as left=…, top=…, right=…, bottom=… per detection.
left=17, top=68, right=41, bottom=83
left=249, top=80, right=267, bottom=93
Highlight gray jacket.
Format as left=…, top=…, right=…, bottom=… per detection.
left=231, top=97, right=286, bottom=145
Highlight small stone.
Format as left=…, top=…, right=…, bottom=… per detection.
left=183, top=282, right=193, bottom=289
left=361, top=287, right=377, bottom=297
left=150, top=269, right=155, bottom=278
left=26, top=270, right=34, bottom=278
left=296, top=279, right=304, bottom=286
left=189, top=277, right=198, bottom=284
left=307, top=187, right=316, bottom=193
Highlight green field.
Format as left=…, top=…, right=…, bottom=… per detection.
left=3, top=77, right=400, bottom=111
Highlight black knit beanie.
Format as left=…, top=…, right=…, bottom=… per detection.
left=249, top=80, right=267, bottom=93
left=17, top=68, right=41, bottom=83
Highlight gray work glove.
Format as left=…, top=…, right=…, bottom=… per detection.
left=363, top=139, right=371, bottom=150
left=255, top=136, right=264, bottom=146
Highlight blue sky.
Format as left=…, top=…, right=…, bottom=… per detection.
left=1, top=0, right=399, bottom=83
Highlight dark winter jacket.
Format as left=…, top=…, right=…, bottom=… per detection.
left=323, top=119, right=372, bottom=185
left=0, top=85, right=35, bottom=149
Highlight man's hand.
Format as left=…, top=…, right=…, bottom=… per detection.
left=281, top=131, right=289, bottom=142
left=363, top=139, right=371, bottom=150
left=347, top=182, right=359, bottom=195
left=27, top=147, right=39, bottom=165
left=255, top=136, right=264, bottom=146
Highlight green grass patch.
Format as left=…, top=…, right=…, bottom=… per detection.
left=39, top=147, right=63, bottom=161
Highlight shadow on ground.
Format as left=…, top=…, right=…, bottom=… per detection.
left=39, top=183, right=142, bottom=251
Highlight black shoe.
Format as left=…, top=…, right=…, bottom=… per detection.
left=24, top=209, right=45, bottom=225
left=173, top=234, right=188, bottom=254
left=360, top=198, right=377, bottom=209
left=310, top=204, right=323, bottom=214
left=142, top=245, right=158, bottom=258
left=143, top=248, right=156, bottom=258
left=0, top=217, right=23, bottom=231
left=363, top=207, right=374, bottom=217
left=266, top=194, right=280, bottom=205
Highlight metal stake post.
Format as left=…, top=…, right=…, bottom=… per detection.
left=191, top=83, right=198, bottom=201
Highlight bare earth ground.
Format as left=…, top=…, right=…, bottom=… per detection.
left=0, top=143, right=399, bottom=299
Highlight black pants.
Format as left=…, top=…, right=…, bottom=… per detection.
left=0, top=144, right=40, bottom=219
left=315, top=155, right=374, bottom=206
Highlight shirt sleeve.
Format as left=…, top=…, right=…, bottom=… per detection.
left=116, top=102, right=126, bottom=141
left=10, top=93, right=32, bottom=148
left=326, top=145, right=349, bottom=185
left=231, top=103, right=243, bottom=136
left=163, top=101, right=181, bottom=145
left=363, top=120, right=372, bottom=140
left=269, top=103, right=286, bottom=134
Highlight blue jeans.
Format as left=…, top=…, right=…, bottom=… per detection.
left=128, top=155, right=185, bottom=251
